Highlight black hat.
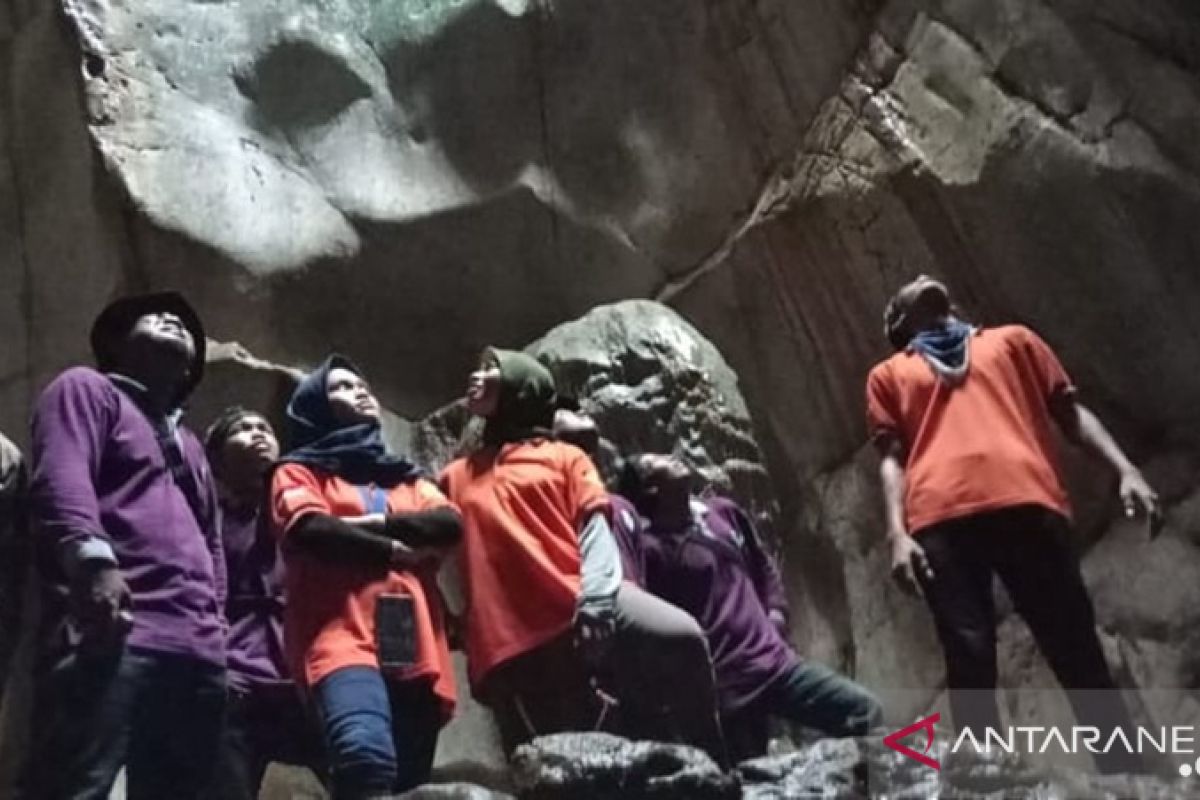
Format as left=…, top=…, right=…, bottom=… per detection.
left=90, top=291, right=207, bottom=401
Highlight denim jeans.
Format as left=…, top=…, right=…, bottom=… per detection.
left=724, top=659, right=883, bottom=762
left=311, top=666, right=442, bottom=799
left=22, top=647, right=227, bottom=800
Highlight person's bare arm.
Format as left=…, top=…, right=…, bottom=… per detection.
left=878, top=435, right=933, bottom=595
left=1050, top=395, right=1162, bottom=536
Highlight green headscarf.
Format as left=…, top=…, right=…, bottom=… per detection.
left=481, top=347, right=557, bottom=446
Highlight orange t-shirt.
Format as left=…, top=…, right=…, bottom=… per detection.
left=865, top=325, right=1074, bottom=533
left=439, top=439, right=610, bottom=689
left=270, top=463, right=457, bottom=716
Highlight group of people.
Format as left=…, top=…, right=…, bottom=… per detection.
left=0, top=274, right=1161, bottom=798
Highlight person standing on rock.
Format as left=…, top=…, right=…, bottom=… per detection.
left=440, top=348, right=727, bottom=764
left=24, top=292, right=228, bottom=799
left=866, top=275, right=1160, bottom=774
left=202, top=407, right=325, bottom=800
left=619, top=452, right=883, bottom=762
left=270, top=355, right=460, bottom=798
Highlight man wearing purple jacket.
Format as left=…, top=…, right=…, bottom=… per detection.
left=202, top=406, right=324, bottom=800
left=24, top=292, right=227, bottom=800
left=620, top=453, right=883, bottom=762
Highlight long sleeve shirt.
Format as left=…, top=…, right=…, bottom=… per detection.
left=222, top=501, right=288, bottom=692
left=609, top=494, right=646, bottom=587
left=30, top=367, right=226, bottom=666
left=641, top=496, right=793, bottom=712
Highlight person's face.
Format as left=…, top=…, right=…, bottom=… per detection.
left=637, top=453, right=692, bottom=487
left=553, top=409, right=599, bottom=455
left=465, top=361, right=502, bottom=418
left=218, top=414, right=279, bottom=479
left=894, top=274, right=952, bottom=333
left=126, top=311, right=195, bottom=363
left=326, top=367, right=380, bottom=425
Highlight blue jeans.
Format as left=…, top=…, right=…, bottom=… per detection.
left=22, top=647, right=227, bottom=800
left=311, top=667, right=442, bottom=799
left=725, top=660, right=883, bottom=761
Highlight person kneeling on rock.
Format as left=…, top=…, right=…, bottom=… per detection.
left=440, top=348, right=728, bottom=765
left=619, top=453, right=883, bottom=762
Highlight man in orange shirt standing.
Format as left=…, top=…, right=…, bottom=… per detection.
left=866, top=276, right=1160, bottom=774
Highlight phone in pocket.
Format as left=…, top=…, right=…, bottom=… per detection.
left=375, top=593, right=418, bottom=670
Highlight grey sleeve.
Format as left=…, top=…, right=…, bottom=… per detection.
left=577, top=509, right=623, bottom=613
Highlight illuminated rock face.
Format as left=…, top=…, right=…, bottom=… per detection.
left=1, top=0, right=1199, bottom=785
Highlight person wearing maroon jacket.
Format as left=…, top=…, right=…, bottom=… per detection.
left=620, top=453, right=882, bottom=762
left=24, top=292, right=227, bottom=800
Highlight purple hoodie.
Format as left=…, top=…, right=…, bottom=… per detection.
left=30, top=367, right=226, bottom=666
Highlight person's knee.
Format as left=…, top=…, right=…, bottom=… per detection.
left=943, top=630, right=997, bottom=686
left=853, top=693, right=885, bottom=734
left=326, top=719, right=396, bottom=796
left=324, top=714, right=397, bottom=791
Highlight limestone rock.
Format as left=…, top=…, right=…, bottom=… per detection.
left=510, top=732, right=738, bottom=800
left=739, top=735, right=1196, bottom=799
left=527, top=299, right=773, bottom=519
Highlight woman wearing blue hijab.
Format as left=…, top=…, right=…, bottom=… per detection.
left=270, top=355, right=461, bottom=799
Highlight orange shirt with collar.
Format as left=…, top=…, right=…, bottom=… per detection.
left=270, top=463, right=457, bottom=716
left=439, top=439, right=610, bottom=690
left=866, top=324, right=1074, bottom=534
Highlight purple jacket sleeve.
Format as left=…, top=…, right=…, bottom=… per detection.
left=30, top=368, right=117, bottom=574
left=723, top=501, right=789, bottom=620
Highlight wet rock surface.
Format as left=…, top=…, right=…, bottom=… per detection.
left=511, top=732, right=739, bottom=800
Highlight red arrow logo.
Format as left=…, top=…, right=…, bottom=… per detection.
left=883, top=712, right=941, bottom=770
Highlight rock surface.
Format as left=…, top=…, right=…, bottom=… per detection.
left=0, top=0, right=1198, bottom=794
left=511, top=732, right=738, bottom=800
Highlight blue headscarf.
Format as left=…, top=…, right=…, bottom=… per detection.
left=280, top=354, right=420, bottom=487
left=909, top=319, right=976, bottom=385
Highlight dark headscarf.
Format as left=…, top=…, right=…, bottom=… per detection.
left=481, top=348, right=557, bottom=446
left=280, top=354, right=419, bottom=486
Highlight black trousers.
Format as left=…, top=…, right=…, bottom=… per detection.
left=202, top=684, right=326, bottom=800
left=916, top=505, right=1141, bottom=774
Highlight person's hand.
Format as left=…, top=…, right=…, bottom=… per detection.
left=889, top=532, right=933, bottom=598
left=388, top=539, right=441, bottom=569
left=70, top=563, right=132, bottom=644
left=1118, top=469, right=1163, bottom=538
left=573, top=601, right=617, bottom=667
